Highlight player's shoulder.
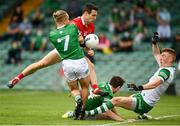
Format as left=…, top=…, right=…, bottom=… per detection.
left=98, top=82, right=107, bottom=86
left=71, top=17, right=81, bottom=25
left=66, top=24, right=78, bottom=31
left=49, top=29, right=58, bottom=38
left=161, top=66, right=176, bottom=74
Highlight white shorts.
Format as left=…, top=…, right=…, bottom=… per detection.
left=62, top=58, right=89, bottom=82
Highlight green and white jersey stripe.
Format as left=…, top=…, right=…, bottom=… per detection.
left=141, top=66, right=176, bottom=106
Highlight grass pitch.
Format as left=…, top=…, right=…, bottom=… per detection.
left=0, top=90, right=180, bottom=125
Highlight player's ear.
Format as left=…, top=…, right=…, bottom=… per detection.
left=84, top=11, right=89, bottom=16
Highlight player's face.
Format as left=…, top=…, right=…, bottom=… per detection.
left=160, top=52, right=171, bottom=65
left=113, top=86, right=120, bottom=93
left=86, top=10, right=97, bottom=23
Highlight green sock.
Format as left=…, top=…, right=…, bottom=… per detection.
left=74, top=95, right=81, bottom=103
left=86, top=100, right=114, bottom=116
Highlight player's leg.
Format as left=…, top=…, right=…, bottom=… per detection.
left=68, top=81, right=81, bottom=104
left=85, top=96, right=134, bottom=116
left=79, top=77, right=89, bottom=107
left=68, top=80, right=83, bottom=120
left=85, top=57, right=97, bottom=85
left=111, top=96, right=134, bottom=110
left=85, top=57, right=108, bottom=96
left=96, top=110, right=124, bottom=121
left=8, top=49, right=61, bottom=88
left=78, top=76, right=90, bottom=119
left=22, top=49, right=61, bottom=76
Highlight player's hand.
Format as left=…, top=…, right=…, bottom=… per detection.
left=152, top=32, right=159, bottom=44
left=93, top=88, right=109, bottom=97
left=7, top=77, right=20, bottom=88
left=127, top=83, right=139, bottom=91
left=87, top=49, right=94, bottom=56
left=127, top=83, right=144, bottom=91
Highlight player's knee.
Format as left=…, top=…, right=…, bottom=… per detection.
left=111, top=97, right=122, bottom=106
left=71, top=89, right=80, bottom=96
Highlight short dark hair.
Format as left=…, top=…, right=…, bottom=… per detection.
left=83, top=3, right=98, bottom=14
left=110, top=76, right=125, bottom=88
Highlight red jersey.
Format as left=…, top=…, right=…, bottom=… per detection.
left=71, top=17, right=95, bottom=38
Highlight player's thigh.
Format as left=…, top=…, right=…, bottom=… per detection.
left=68, top=80, right=79, bottom=91
left=111, top=97, right=133, bottom=110
left=77, top=58, right=89, bottom=82
left=40, top=49, right=61, bottom=66
left=79, top=75, right=90, bottom=88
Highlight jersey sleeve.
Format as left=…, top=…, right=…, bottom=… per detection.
left=98, top=82, right=113, bottom=101
left=158, top=68, right=170, bottom=82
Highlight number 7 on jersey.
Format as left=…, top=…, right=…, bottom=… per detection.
left=57, top=35, right=70, bottom=51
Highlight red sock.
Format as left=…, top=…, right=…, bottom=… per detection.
left=17, top=73, right=24, bottom=80
left=92, top=84, right=98, bottom=89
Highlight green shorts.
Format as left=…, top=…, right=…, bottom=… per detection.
left=132, top=93, right=153, bottom=114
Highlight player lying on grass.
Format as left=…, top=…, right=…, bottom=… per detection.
left=85, top=32, right=176, bottom=119
left=62, top=76, right=125, bottom=121
left=7, top=3, right=106, bottom=96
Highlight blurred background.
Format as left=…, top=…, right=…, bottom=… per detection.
left=0, top=0, right=179, bottom=95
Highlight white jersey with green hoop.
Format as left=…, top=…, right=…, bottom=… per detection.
left=141, top=66, right=176, bottom=106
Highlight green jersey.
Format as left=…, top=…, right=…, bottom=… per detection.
left=49, top=24, right=84, bottom=60
left=86, top=82, right=113, bottom=111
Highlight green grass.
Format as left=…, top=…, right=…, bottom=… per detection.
left=0, top=90, right=180, bottom=125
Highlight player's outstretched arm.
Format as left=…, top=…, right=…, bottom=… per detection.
left=100, top=110, right=124, bottom=122
left=127, top=78, right=163, bottom=91
left=141, top=78, right=163, bottom=90
left=8, top=49, right=61, bottom=88
left=152, top=32, right=161, bottom=65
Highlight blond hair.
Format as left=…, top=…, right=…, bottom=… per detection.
left=53, top=10, right=68, bottom=23
left=161, top=48, right=176, bottom=61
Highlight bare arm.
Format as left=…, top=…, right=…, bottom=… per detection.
left=78, top=35, right=84, bottom=44
left=142, top=77, right=163, bottom=90
left=152, top=44, right=161, bottom=66
left=100, top=110, right=124, bottom=122
left=111, top=107, right=120, bottom=116
left=152, top=32, right=161, bottom=65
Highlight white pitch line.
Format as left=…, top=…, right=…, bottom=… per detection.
left=154, top=115, right=180, bottom=120
left=100, top=114, right=180, bottom=126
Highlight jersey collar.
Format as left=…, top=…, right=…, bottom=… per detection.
left=57, top=25, right=65, bottom=29
left=108, top=84, right=113, bottom=92
left=81, top=16, right=85, bottom=25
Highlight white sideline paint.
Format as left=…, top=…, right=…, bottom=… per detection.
left=101, top=114, right=180, bottom=126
